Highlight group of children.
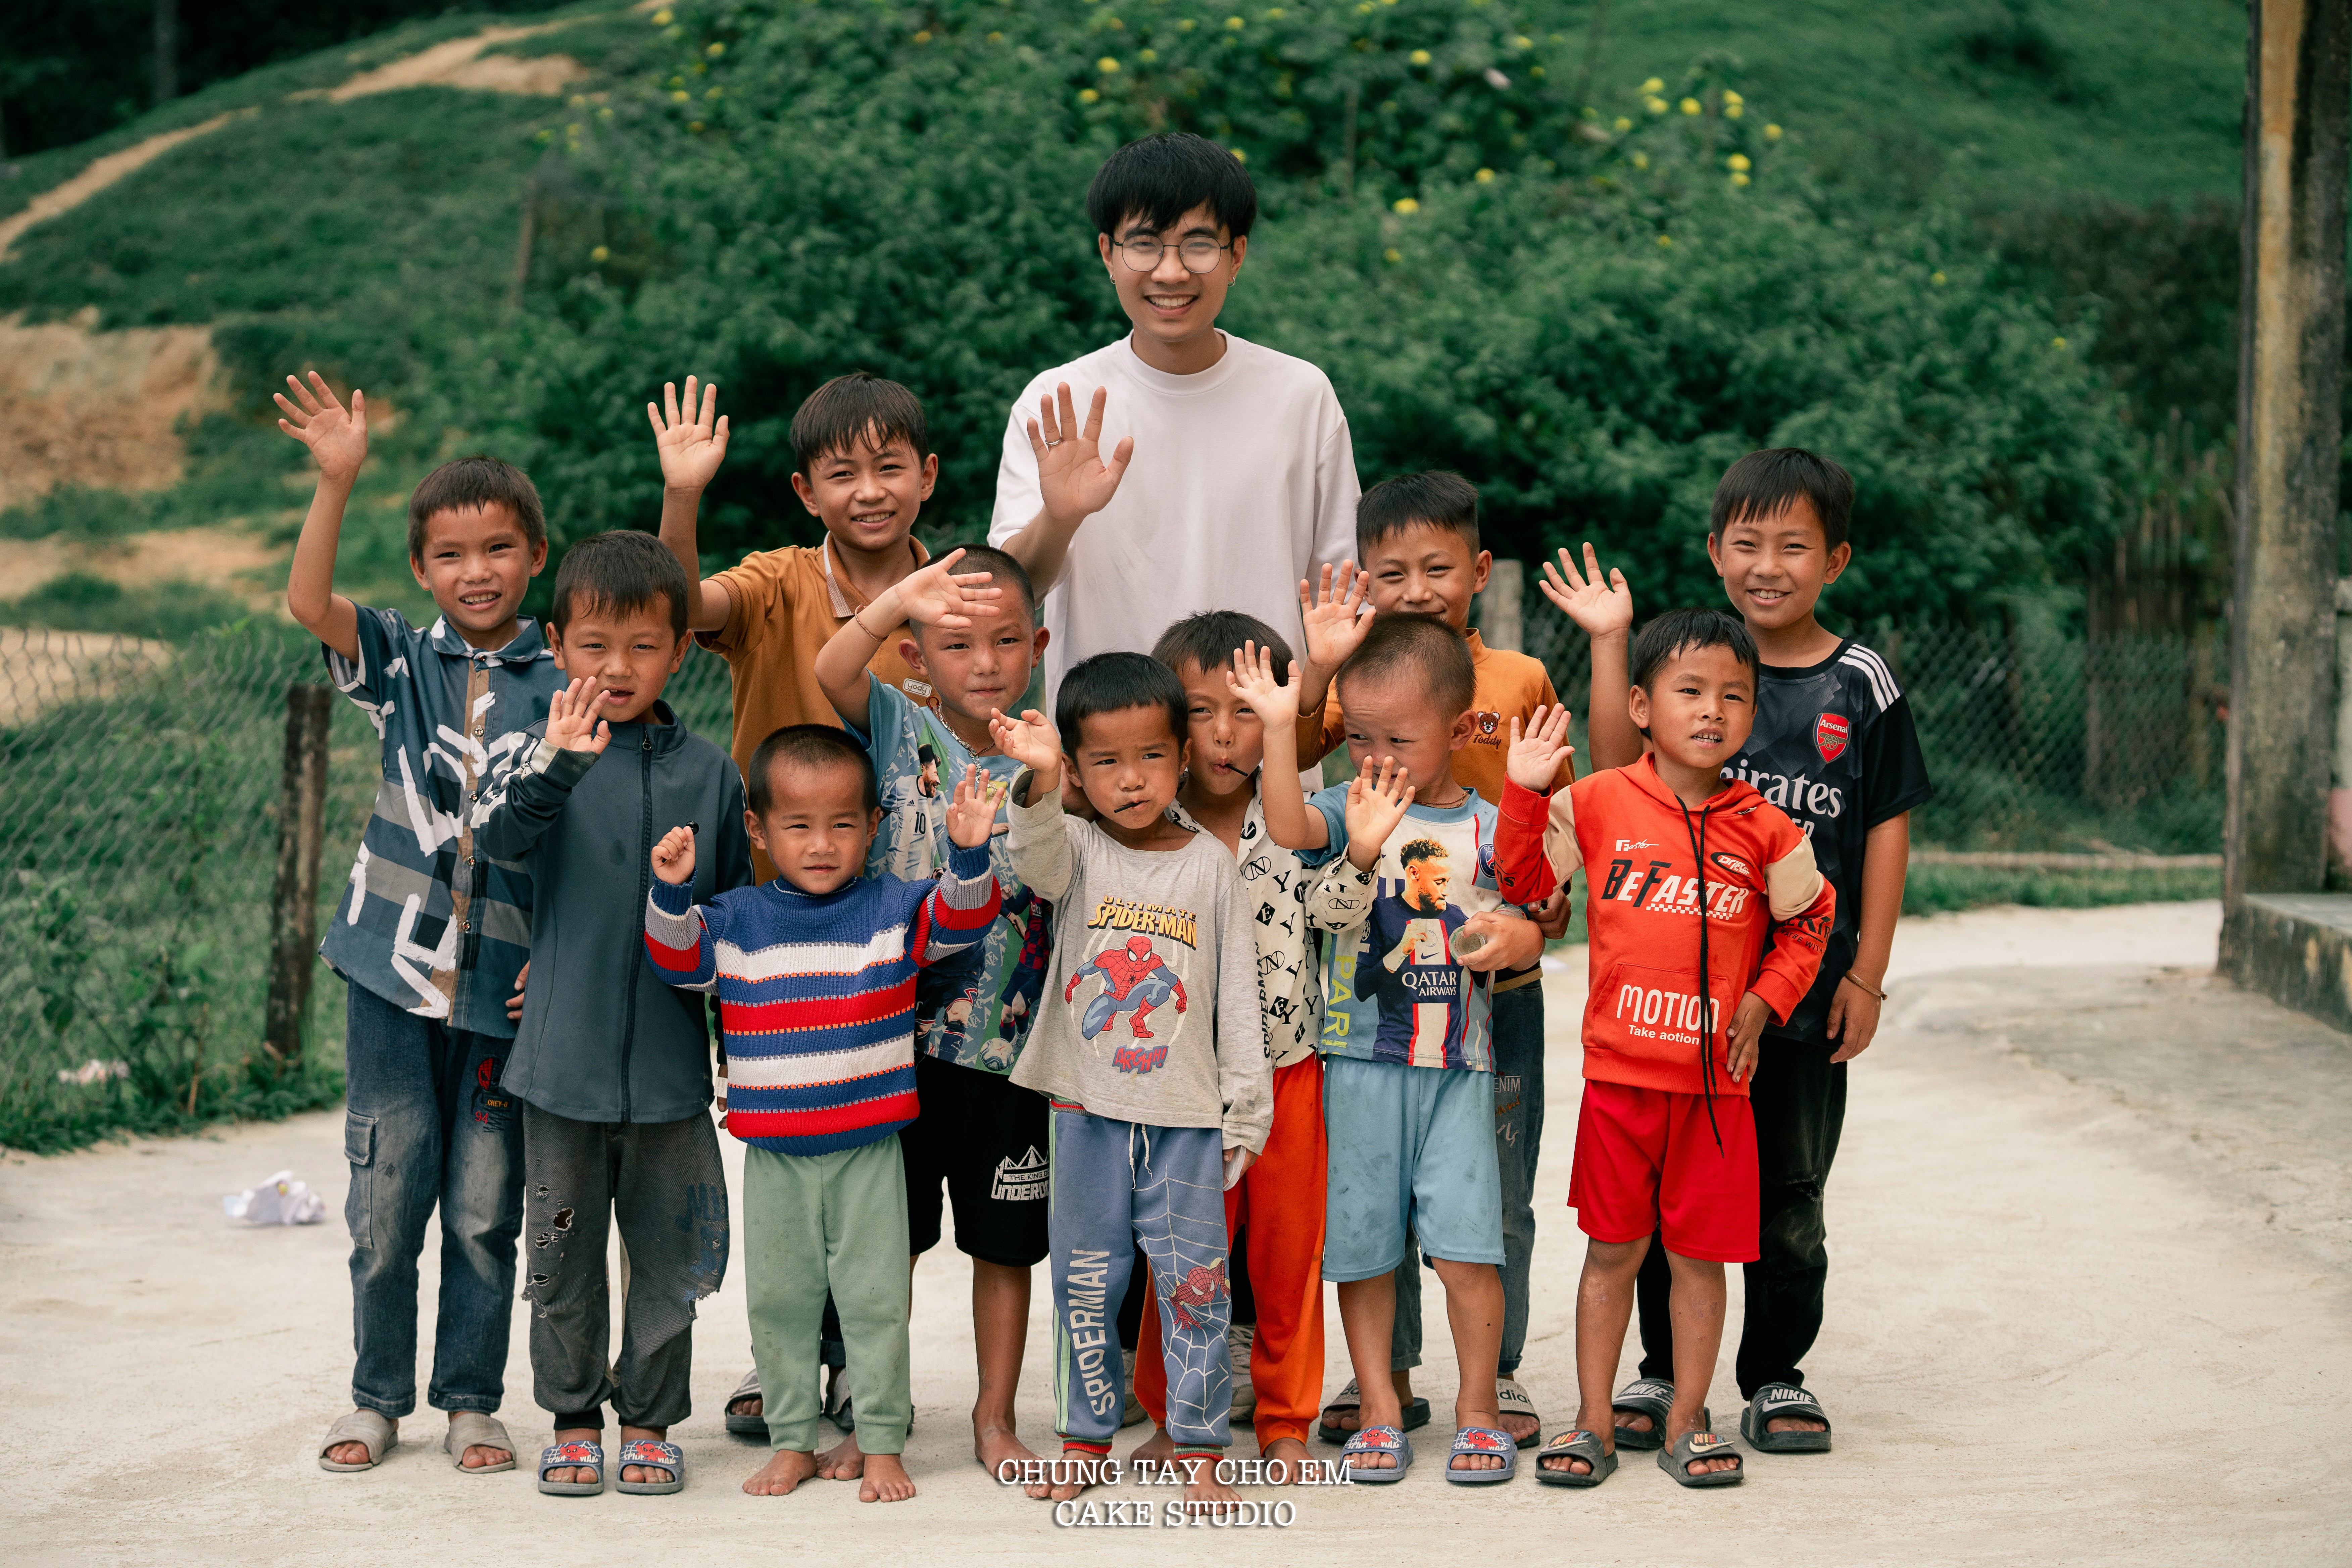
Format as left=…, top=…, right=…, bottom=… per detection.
left=293, top=130, right=1929, bottom=1505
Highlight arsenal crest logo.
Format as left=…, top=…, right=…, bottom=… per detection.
left=1814, top=712, right=1850, bottom=763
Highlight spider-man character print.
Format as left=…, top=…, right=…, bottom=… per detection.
left=1066, top=935, right=1188, bottom=1074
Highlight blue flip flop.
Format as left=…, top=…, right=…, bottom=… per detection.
left=1339, top=1423, right=1413, bottom=1483
left=1445, top=1425, right=1518, bottom=1485
left=615, top=1438, right=685, bottom=1495
left=537, top=1439, right=604, bottom=1496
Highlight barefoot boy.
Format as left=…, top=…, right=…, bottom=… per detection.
left=280, top=372, right=557, bottom=1479
left=643, top=727, right=1006, bottom=1503
left=1257, top=613, right=1546, bottom=1483
left=474, top=531, right=755, bottom=1496
left=1491, top=610, right=1834, bottom=1489
left=990, top=653, right=1272, bottom=1511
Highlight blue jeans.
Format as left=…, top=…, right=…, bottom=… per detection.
left=1390, top=982, right=1545, bottom=1377
left=342, top=982, right=525, bottom=1417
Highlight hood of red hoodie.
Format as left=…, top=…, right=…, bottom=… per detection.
left=1621, top=751, right=1769, bottom=821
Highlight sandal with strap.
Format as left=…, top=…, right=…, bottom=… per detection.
left=615, top=1438, right=685, bottom=1495
left=537, top=1439, right=605, bottom=1496
left=1609, top=1377, right=1673, bottom=1452
left=1742, top=1382, right=1833, bottom=1454
left=1444, top=1425, right=1518, bottom=1485
left=724, top=1369, right=766, bottom=1436
left=442, top=1412, right=517, bottom=1474
left=1316, top=1379, right=1432, bottom=1445
left=1496, top=1378, right=1542, bottom=1449
left=1338, top=1423, right=1412, bottom=1484
left=1658, top=1430, right=1744, bottom=1489
left=317, top=1409, right=396, bottom=1473
left=1534, top=1429, right=1616, bottom=1488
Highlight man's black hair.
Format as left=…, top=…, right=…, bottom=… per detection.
left=1087, top=132, right=1258, bottom=241
left=1056, top=651, right=1189, bottom=752
left=912, top=544, right=1037, bottom=633
left=549, top=529, right=690, bottom=640
left=1357, top=471, right=1480, bottom=554
left=1398, top=838, right=1446, bottom=869
left=746, top=724, right=880, bottom=816
left=1710, top=448, right=1855, bottom=553
left=790, top=371, right=929, bottom=478
left=1629, top=607, right=1762, bottom=697
left=408, top=455, right=545, bottom=561
left=1334, top=612, right=1477, bottom=720
left=1150, top=610, right=1294, bottom=683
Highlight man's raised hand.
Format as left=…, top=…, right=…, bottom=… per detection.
left=895, top=548, right=1005, bottom=632
left=647, top=375, right=730, bottom=493
left=1298, top=561, right=1372, bottom=675
left=275, top=371, right=368, bottom=486
left=988, top=707, right=1064, bottom=793
left=1343, top=758, right=1416, bottom=868
left=546, top=677, right=611, bottom=756
left=1028, top=382, right=1133, bottom=525
left=1506, top=705, right=1574, bottom=794
left=945, top=765, right=1002, bottom=850
left=1226, top=641, right=1303, bottom=728
left=1539, top=543, right=1633, bottom=639
left=651, top=825, right=697, bottom=886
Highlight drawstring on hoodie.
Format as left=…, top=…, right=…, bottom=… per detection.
left=1677, top=799, right=1725, bottom=1155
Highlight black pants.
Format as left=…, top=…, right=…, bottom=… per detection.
left=1634, top=1038, right=1846, bottom=1399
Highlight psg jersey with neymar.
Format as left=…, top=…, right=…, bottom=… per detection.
left=1718, top=638, right=1932, bottom=1043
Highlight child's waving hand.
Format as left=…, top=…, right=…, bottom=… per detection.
left=945, top=765, right=1002, bottom=850
left=1226, top=640, right=1302, bottom=727
left=1539, top=543, right=1633, bottom=638
left=896, top=548, right=1005, bottom=631
left=1725, top=992, right=1773, bottom=1084
left=1028, top=382, right=1134, bottom=524
left=1298, top=560, right=1372, bottom=674
left=650, top=825, right=697, bottom=886
left=546, top=677, right=611, bottom=757
left=989, top=708, right=1064, bottom=795
left=1342, top=758, right=1417, bottom=870
left=275, top=371, right=368, bottom=486
left=1506, top=704, right=1575, bottom=794
left=646, top=375, right=730, bottom=492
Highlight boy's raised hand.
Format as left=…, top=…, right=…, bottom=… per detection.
left=988, top=707, right=1064, bottom=790
left=945, top=764, right=1002, bottom=849
left=894, top=547, right=1005, bottom=632
left=1226, top=641, right=1302, bottom=727
left=651, top=825, right=697, bottom=886
left=1725, top=992, right=1772, bottom=1083
left=1539, top=543, right=1633, bottom=638
left=546, top=677, right=611, bottom=757
left=1298, top=561, right=1372, bottom=673
left=1505, top=704, right=1574, bottom=794
left=646, top=375, right=730, bottom=493
left=1028, top=382, right=1133, bottom=525
left=1343, top=758, right=1417, bottom=868
left=275, top=371, right=368, bottom=486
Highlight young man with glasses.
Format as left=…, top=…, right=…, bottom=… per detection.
left=989, top=132, right=1360, bottom=704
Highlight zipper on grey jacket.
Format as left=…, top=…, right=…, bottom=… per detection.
left=621, top=732, right=652, bottom=1121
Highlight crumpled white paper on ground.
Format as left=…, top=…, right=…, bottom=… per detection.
left=222, top=1170, right=326, bottom=1225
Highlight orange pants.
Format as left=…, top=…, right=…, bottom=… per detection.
left=1136, top=1054, right=1326, bottom=1450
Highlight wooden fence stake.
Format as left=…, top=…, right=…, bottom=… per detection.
left=264, top=682, right=335, bottom=1066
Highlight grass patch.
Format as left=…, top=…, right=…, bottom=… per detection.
left=0, top=572, right=253, bottom=641
left=1903, top=861, right=2218, bottom=915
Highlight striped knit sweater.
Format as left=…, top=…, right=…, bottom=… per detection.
left=642, top=842, right=1000, bottom=1155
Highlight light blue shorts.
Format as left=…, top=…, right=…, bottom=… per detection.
left=1321, top=1054, right=1505, bottom=1281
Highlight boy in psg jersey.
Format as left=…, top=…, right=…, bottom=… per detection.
left=1559, top=448, right=1932, bottom=1457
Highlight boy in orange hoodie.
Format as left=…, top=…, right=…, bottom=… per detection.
left=1490, top=608, right=1833, bottom=1490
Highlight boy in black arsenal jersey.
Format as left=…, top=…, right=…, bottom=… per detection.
left=1553, top=448, right=1931, bottom=1459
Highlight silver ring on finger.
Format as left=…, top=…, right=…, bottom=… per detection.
left=1045, top=438, right=1063, bottom=448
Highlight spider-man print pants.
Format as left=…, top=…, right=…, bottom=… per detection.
left=1047, top=1109, right=1230, bottom=1456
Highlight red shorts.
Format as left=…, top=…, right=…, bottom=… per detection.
left=1568, top=1080, right=1759, bottom=1263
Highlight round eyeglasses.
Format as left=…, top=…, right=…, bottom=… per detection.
left=1116, top=235, right=1233, bottom=273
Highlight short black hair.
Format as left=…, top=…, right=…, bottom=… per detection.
left=1357, top=471, right=1479, bottom=555
left=790, top=371, right=929, bottom=478
left=915, top=544, right=1036, bottom=630
left=548, top=530, right=690, bottom=641
left=1087, top=132, right=1258, bottom=241
left=1151, top=611, right=1294, bottom=684
left=408, top=455, right=545, bottom=561
left=1334, top=612, right=1476, bottom=720
left=1710, top=448, right=1854, bottom=552
left=1056, top=651, right=1188, bottom=753
left=1398, top=838, right=1446, bottom=870
left=746, top=724, right=879, bottom=816
left=1629, top=608, right=1761, bottom=695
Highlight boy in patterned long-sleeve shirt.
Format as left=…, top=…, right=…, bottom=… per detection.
left=644, top=725, right=1002, bottom=1503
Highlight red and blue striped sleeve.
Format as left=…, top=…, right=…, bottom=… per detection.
left=911, top=840, right=1000, bottom=968
left=644, top=877, right=719, bottom=992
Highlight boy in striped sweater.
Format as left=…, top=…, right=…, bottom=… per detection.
left=642, top=725, right=1003, bottom=1503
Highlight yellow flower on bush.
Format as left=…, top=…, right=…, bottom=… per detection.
left=1679, top=96, right=1700, bottom=115
left=1384, top=247, right=1402, bottom=263
left=1099, top=56, right=1120, bottom=72
left=988, top=30, right=1003, bottom=43
left=1226, top=15, right=1244, bottom=28
left=1764, top=123, right=1783, bottom=140
left=590, top=246, right=609, bottom=263
left=671, top=89, right=690, bottom=103
left=1657, top=234, right=1673, bottom=247
left=1727, top=153, right=1751, bottom=172
left=1612, top=115, right=1632, bottom=132
left=1640, top=77, right=1663, bottom=94
left=1630, top=151, right=1648, bottom=169
left=1723, top=90, right=1743, bottom=107
left=1475, top=167, right=1494, bottom=182
left=1232, top=148, right=1247, bottom=161
left=2053, top=336, right=2067, bottom=349
left=1644, top=96, right=1667, bottom=114
left=1140, top=48, right=1158, bottom=63
left=706, top=42, right=725, bottom=57
left=1725, top=103, right=1743, bottom=119
left=1931, top=271, right=1948, bottom=286
left=1079, top=87, right=1100, bottom=103
left=1392, top=197, right=1420, bottom=213
left=914, top=30, right=932, bottom=43
left=1410, top=50, right=1432, bottom=66
left=687, top=121, right=703, bottom=133
left=1179, top=18, right=1197, bottom=30
left=1531, top=65, right=1546, bottom=78
left=650, top=8, right=671, bottom=24
left=1514, top=35, right=1531, bottom=49
left=1730, top=172, right=1750, bottom=187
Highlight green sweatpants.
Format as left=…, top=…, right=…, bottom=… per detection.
left=744, top=1136, right=913, bottom=1454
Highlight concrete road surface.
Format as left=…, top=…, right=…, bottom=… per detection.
left=5, top=899, right=2346, bottom=1564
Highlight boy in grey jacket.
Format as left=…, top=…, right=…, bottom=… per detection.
left=474, top=531, right=753, bottom=1497
left=990, top=653, right=1270, bottom=1513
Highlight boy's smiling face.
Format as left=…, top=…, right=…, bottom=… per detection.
left=550, top=596, right=688, bottom=725
left=1629, top=641, right=1757, bottom=783
left=1337, top=671, right=1473, bottom=798
left=410, top=502, right=546, bottom=647
left=1708, top=495, right=1851, bottom=635
left=900, top=598, right=1046, bottom=729
left=1362, top=522, right=1490, bottom=632
left=1098, top=202, right=1245, bottom=358
left=1068, top=705, right=1188, bottom=831
left=1173, top=657, right=1263, bottom=801
left=747, top=757, right=881, bottom=897
left=790, top=431, right=937, bottom=560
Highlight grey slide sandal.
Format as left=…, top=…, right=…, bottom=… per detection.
left=1742, top=1381, right=1834, bottom=1453
left=317, top=1410, right=396, bottom=1473
left=443, top=1412, right=517, bottom=1473
left=1608, top=1377, right=1674, bottom=1452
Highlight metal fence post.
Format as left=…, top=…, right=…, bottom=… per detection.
left=263, top=683, right=335, bottom=1065
left=1480, top=559, right=1524, bottom=653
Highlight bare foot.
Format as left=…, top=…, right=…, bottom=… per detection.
left=1127, top=1425, right=1177, bottom=1469
left=743, top=1448, right=819, bottom=1496
left=1260, top=1436, right=1312, bottom=1483
left=1767, top=1414, right=1828, bottom=1434
left=1177, top=1460, right=1240, bottom=1514
left=545, top=1424, right=600, bottom=1486
left=817, top=1427, right=866, bottom=1480
left=1541, top=1404, right=1617, bottom=1476
left=1496, top=1381, right=1539, bottom=1446
left=1321, top=1369, right=1414, bottom=1437
left=618, top=1424, right=672, bottom=1486
left=1664, top=1410, right=1739, bottom=1479
left=324, top=1412, right=395, bottom=1468
left=449, top=1411, right=511, bottom=1470
left=1030, top=1449, right=1109, bottom=1503
left=1449, top=1433, right=1508, bottom=1472
left=976, top=1419, right=1040, bottom=1482
left=1615, top=1408, right=1655, bottom=1439
left=859, top=1452, right=916, bottom=1503
left=728, top=1391, right=763, bottom=1422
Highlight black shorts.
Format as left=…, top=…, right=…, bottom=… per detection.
left=902, top=1052, right=1049, bottom=1268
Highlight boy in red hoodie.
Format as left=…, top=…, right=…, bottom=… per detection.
left=1491, top=608, right=1833, bottom=1490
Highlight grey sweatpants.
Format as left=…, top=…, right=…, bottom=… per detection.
left=520, top=1102, right=730, bottom=1428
